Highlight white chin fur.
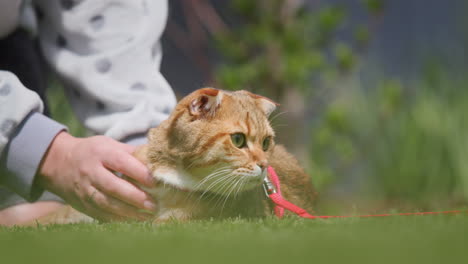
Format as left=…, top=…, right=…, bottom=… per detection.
left=152, top=165, right=265, bottom=195
left=152, top=167, right=198, bottom=190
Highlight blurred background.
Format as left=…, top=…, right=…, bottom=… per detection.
left=49, top=0, right=468, bottom=214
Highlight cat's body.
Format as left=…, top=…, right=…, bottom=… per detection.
left=31, top=88, right=317, bottom=225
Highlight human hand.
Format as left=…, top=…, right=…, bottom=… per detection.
left=37, top=132, right=157, bottom=222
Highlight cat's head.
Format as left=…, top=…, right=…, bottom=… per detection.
left=153, top=88, right=278, bottom=195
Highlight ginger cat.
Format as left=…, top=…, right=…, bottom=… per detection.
left=32, top=88, right=317, bottom=224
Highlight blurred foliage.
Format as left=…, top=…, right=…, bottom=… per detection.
left=214, top=0, right=374, bottom=101
left=311, top=69, right=468, bottom=206
left=362, top=0, right=385, bottom=15
left=46, top=78, right=86, bottom=137
left=213, top=0, right=467, bottom=208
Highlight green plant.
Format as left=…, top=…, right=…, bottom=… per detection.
left=46, top=78, right=86, bottom=137
left=311, top=73, right=468, bottom=206
left=214, top=0, right=376, bottom=101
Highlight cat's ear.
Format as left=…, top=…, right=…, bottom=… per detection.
left=189, top=87, right=223, bottom=117
left=257, top=97, right=279, bottom=117
left=244, top=91, right=279, bottom=117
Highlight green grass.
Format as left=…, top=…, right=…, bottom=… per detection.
left=1, top=215, right=467, bottom=264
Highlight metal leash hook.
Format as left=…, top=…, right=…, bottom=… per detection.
left=262, top=176, right=277, bottom=197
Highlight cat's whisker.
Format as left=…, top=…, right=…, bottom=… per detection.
left=240, top=176, right=251, bottom=194
left=215, top=175, right=241, bottom=208
left=195, top=168, right=231, bottom=191
left=234, top=175, right=248, bottom=198
left=189, top=172, right=230, bottom=214
left=231, top=176, right=246, bottom=198
left=229, top=177, right=242, bottom=200
left=185, top=160, right=198, bottom=170
left=192, top=166, right=230, bottom=187
left=210, top=176, right=237, bottom=210
left=199, top=176, right=228, bottom=199
left=228, top=177, right=243, bottom=202
left=269, top=111, right=289, bottom=131
left=271, top=123, right=288, bottom=128
left=211, top=174, right=235, bottom=199
left=186, top=168, right=231, bottom=202
left=197, top=173, right=232, bottom=201
left=192, top=168, right=230, bottom=191
left=219, top=177, right=243, bottom=212
left=269, top=111, right=288, bottom=124
left=187, top=172, right=232, bottom=213
left=231, top=175, right=244, bottom=199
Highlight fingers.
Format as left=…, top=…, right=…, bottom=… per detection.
left=85, top=186, right=154, bottom=221
left=93, top=167, right=158, bottom=212
left=102, top=149, right=156, bottom=188
left=117, top=142, right=137, bottom=154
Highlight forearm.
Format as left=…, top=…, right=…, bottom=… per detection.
left=0, top=71, right=67, bottom=201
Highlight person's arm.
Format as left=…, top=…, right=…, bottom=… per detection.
left=29, top=0, right=176, bottom=221
left=0, top=70, right=64, bottom=201
left=0, top=71, right=157, bottom=221
left=35, top=0, right=177, bottom=144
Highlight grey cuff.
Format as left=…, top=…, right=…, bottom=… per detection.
left=0, top=112, right=67, bottom=201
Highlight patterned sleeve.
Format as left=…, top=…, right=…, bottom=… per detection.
left=35, top=0, right=176, bottom=141
left=0, top=71, right=67, bottom=200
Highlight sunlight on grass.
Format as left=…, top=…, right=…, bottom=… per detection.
left=1, top=215, right=466, bottom=264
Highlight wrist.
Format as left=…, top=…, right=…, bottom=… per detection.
left=37, top=131, right=79, bottom=188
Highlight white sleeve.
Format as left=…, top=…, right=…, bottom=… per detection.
left=35, top=0, right=176, bottom=141
left=0, top=71, right=43, bottom=153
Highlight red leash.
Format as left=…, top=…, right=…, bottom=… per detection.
left=265, top=166, right=467, bottom=219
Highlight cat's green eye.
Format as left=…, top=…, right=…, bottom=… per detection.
left=262, top=137, right=271, bottom=151
left=231, top=133, right=246, bottom=148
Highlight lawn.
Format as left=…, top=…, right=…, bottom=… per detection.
left=0, top=214, right=466, bottom=264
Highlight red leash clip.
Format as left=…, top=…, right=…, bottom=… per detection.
left=265, top=166, right=315, bottom=219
